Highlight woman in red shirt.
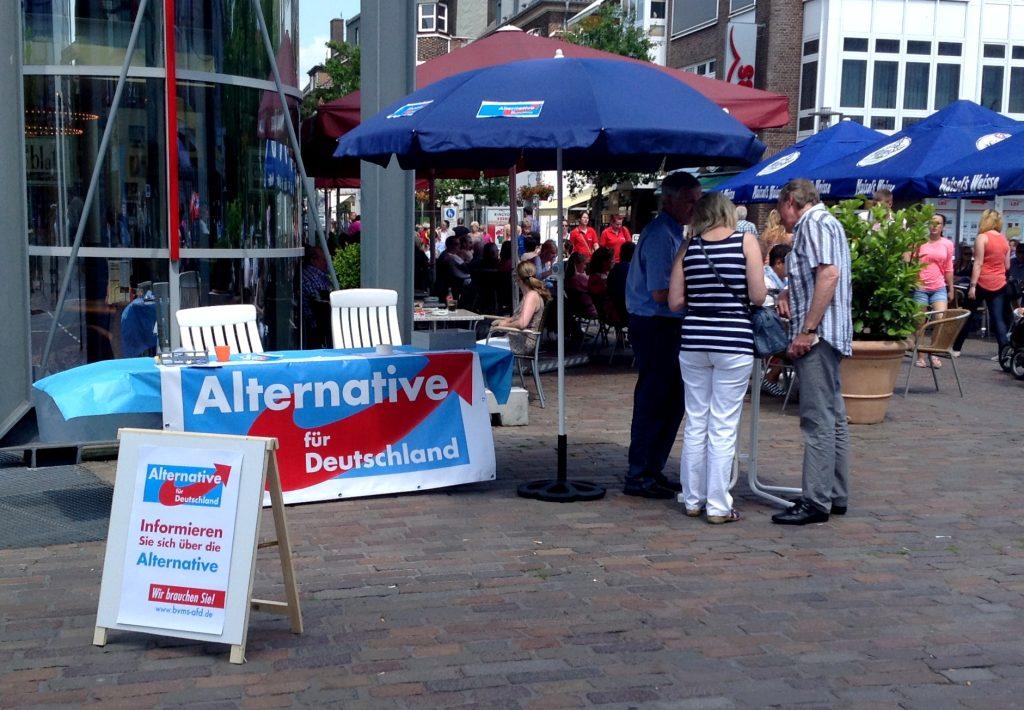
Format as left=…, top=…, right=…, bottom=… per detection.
left=600, top=213, right=632, bottom=262
left=967, top=209, right=1012, bottom=355
left=569, top=211, right=598, bottom=258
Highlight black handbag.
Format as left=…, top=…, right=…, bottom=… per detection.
left=695, top=236, right=790, bottom=357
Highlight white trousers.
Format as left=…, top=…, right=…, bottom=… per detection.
left=678, top=350, right=753, bottom=517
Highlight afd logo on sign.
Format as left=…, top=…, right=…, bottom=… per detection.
left=142, top=463, right=232, bottom=508
left=477, top=100, right=545, bottom=118
left=387, top=101, right=433, bottom=119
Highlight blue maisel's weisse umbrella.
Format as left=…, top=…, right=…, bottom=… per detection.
left=334, top=55, right=765, bottom=171
left=715, top=121, right=882, bottom=204
left=809, top=101, right=1024, bottom=200
left=337, top=52, right=768, bottom=504
left=923, top=129, right=1024, bottom=198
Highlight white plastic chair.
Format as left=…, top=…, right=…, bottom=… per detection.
left=330, top=288, right=403, bottom=349
left=175, top=304, right=264, bottom=354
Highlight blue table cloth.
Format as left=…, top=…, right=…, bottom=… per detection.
left=34, top=345, right=514, bottom=421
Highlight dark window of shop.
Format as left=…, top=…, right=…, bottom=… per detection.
left=843, top=37, right=868, bottom=52
left=1009, top=67, right=1024, bottom=113
left=799, top=60, right=818, bottom=111
left=870, top=116, right=895, bottom=130
left=934, top=64, right=960, bottom=108
left=650, top=1, right=667, bottom=19
left=671, top=0, right=718, bottom=35
left=803, top=39, right=819, bottom=56
left=875, top=39, right=899, bottom=53
left=983, top=44, right=1006, bottom=59
left=981, top=65, right=1004, bottom=111
left=840, top=59, right=867, bottom=107
left=904, top=63, right=930, bottom=110
left=872, top=61, right=898, bottom=109
left=907, top=41, right=930, bottom=55
left=937, top=42, right=962, bottom=57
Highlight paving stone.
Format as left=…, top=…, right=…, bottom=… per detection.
left=2, top=340, right=1024, bottom=706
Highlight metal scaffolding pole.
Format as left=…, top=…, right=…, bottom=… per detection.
left=39, top=0, right=152, bottom=376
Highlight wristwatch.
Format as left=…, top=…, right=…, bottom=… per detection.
left=801, top=326, right=818, bottom=335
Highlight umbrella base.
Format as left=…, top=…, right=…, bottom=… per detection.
left=517, top=479, right=606, bottom=502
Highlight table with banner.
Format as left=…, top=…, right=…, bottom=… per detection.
left=32, top=346, right=513, bottom=504
left=160, top=349, right=500, bottom=505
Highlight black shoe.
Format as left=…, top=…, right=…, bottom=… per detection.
left=652, top=473, right=682, bottom=493
left=623, top=479, right=676, bottom=499
left=772, top=500, right=830, bottom=525
left=831, top=504, right=847, bottom=516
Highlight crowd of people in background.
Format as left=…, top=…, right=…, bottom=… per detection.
left=299, top=176, right=1024, bottom=529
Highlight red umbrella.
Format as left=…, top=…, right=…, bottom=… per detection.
left=302, top=28, right=789, bottom=182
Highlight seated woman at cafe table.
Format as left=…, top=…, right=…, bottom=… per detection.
left=488, top=260, right=552, bottom=355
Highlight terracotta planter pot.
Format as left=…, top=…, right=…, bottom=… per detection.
left=839, top=339, right=907, bottom=425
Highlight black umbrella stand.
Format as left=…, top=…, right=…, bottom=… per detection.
left=517, top=148, right=605, bottom=503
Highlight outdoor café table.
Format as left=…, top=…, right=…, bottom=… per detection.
left=33, top=345, right=513, bottom=504
left=413, top=308, right=485, bottom=331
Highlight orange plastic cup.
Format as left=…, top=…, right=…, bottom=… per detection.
left=214, top=345, right=231, bottom=362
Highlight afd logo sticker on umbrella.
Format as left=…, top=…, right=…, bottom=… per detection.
left=756, top=151, right=801, bottom=176
left=476, top=100, right=545, bottom=119
left=856, top=137, right=912, bottom=167
left=387, top=101, right=433, bottom=119
left=975, top=132, right=1012, bottom=150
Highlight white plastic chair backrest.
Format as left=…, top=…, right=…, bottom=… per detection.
left=175, top=304, right=264, bottom=354
left=329, top=288, right=402, bottom=348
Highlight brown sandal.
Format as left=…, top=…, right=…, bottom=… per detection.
left=706, top=510, right=740, bottom=524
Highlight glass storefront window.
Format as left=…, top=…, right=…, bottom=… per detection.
left=934, top=64, right=960, bottom=109
left=30, top=255, right=169, bottom=371
left=176, top=257, right=300, bottom=351
left=981, top=65, right=1004, bottom=111
left=24, top=75, right=167, bottom=249
left=176, top=82, right=300, bottom=251
left=176, top=0, right=299, bottom=86
left=23, top=0, right=162, bottom=67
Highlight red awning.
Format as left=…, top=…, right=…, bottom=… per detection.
left=303, top=29, right=790, bottom=183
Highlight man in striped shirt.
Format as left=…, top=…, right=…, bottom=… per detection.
left=772, top=179, right=853, bottom=526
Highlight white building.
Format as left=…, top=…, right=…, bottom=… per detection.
left=798, top=0, right=1024, bottom=138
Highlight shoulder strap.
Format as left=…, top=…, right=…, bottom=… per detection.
left=695, top=234, right=750, bottom=313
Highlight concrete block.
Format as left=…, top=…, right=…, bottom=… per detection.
left=486, top=387, right=529, bottom=426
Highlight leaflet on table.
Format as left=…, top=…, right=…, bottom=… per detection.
left=116, top=445, right=244, bottom=635
left=161, top=351, right=495, bottom=504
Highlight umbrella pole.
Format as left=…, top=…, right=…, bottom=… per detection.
left=517, top=148, right=604, bottom=503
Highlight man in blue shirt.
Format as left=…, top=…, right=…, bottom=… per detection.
left=624, top=172, right=702, bottom=498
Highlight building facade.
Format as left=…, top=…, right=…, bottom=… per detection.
left=22, top=0, right=302, bottom=375
left=797, top=0, right=1024, bottom=139
left=488, top=1, right=591, bottom=37
left=567, top=1, right=670, bottom=65
left=666, top=0, right=802, bottom=155
left=347, top=2, right=480, bottom=63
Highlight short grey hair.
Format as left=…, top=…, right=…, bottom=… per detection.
left=735, top=205, right=748, bottom=221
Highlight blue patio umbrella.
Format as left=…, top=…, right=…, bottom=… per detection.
left=336, top=53, right=766, bottom=502
left=715, top=121, right=882, bottom=204
left=334, top=55, right=765, bottom=171
left=923, top=129, right=1024, bottom=198
left=809, top=101, right=1023, bottom=200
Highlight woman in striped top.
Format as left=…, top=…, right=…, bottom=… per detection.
left=668, top=193, right=767, bottom=524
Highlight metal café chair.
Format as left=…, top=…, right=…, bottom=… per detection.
left=903, top=308, right=970, bottom=397
left=175, top=304, right=264, bottom=354
left=329, top=288, right=402, bottom=349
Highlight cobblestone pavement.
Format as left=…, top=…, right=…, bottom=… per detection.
left=2, top=338, right=1023, bottom=708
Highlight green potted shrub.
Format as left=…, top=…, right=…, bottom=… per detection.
left=830, top=199, right=930, bottom=424
left=331, top=243, right=361, bottom=290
